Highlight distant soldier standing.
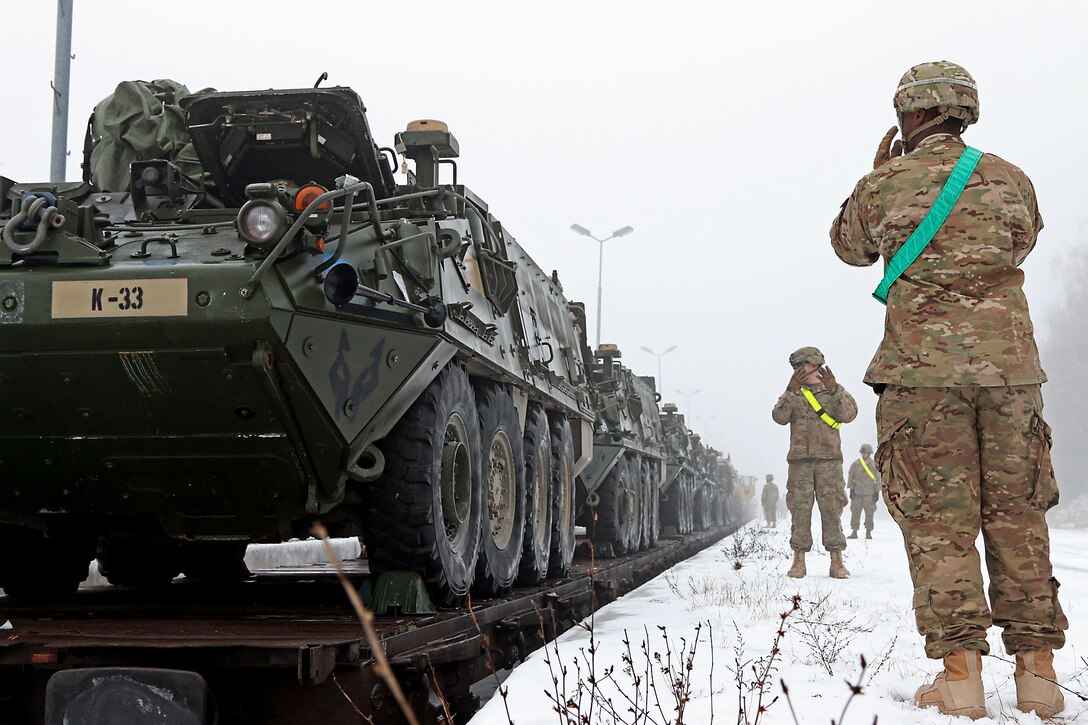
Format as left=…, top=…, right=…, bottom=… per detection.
left=761, top=474, right=779, bottom=528
left=846, top=444, right=880, bottom=539
left=831, top=61, right=1067, bottom=719
left=771, top=347, right=857, bottom=579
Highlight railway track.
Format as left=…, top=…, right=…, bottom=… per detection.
left=0, top=522, right=742, bottom=724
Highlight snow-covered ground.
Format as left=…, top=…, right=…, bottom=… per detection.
left=470, top=508, right=1088, bottom=724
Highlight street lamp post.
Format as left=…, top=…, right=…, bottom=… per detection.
left=676, top=387, right=702, bottom=417
left=570, top=223, right=634, bottom=348
left=640, top=345, right=677, bottom=394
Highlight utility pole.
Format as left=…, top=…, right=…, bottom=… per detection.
left=50, top=0, right=75, bottom=183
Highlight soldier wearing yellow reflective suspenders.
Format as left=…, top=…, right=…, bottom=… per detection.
left=772, top=346, right=857, bottom=579
left=847, top=444, right=881, bottom=539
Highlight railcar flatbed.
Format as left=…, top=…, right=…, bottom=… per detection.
left=0, top=525, right=737, bottom=724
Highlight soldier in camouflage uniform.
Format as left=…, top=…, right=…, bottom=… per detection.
left=772, top=347, right=856, bottom=579
left=846, top=444, right=880, bottom=539
left=830, top=61, right=1067, bottom=719
left=761, top=474, right=779, bottom=528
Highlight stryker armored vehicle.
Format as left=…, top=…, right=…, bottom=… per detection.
left=658, top=403, right=697, bottom=536
left=573, top=341, right=666, bottom=556
left=0, top=82, right=598, bottom=604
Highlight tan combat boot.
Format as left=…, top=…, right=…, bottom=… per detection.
left=786, top=551, right=805, bottom=578
left=914, top=649, right=987, bottom=720
left=1015, top=649, right=1064, bottom=717
left=829, top=551, right=850, bottom=579
left=865, top=530, right=872, bottom=540
left=847, top=529, right=858, bottom=539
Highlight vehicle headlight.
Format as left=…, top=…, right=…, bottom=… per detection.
left=238, top=200, right=287, bottom=247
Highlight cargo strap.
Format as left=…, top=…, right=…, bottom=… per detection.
left=873, top=146, right=983, bottom=304
left=859, top=457, right=876, bottom=480
left=800, top=388, right=841, bottom=429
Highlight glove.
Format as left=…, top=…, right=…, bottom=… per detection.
left=872, top=491, right=879, bottom=503
left=787, top=367, right=805, bottom=393
left=818, top=366, right=838, bottom=393
left=873, top=126, right=904, bottom=169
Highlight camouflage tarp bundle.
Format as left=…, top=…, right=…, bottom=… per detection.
left=87, top=79, right=208, bottom=191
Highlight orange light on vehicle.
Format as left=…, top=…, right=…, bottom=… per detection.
left=31, top=652, right=58, bottom=664
left=294, top=185, right=330, bottom=213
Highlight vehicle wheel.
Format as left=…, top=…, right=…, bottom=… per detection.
left=626, top=456, right=643, bottom=553
left=96, top=537, right=181, bottom=589
left=681, top=475, right=694, bottom=535
left=694, top=486, right=710, bottom=531
left=181, top=542, right=251, bottom=581
left=643, top=460, right=660, bottom=548
left=369, top=363, right=483, bottom=607
left=0, top=526, right=93, bottom=598
left=547, top=414, right=576, bottom=578
left=472, top=382, right=526, bottom=596
left=595, top=456, right=635, bottom=556
left=517, top=404, right=552, bottom=586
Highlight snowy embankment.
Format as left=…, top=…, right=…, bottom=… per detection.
left=470, top=510, right=1088, bottom=724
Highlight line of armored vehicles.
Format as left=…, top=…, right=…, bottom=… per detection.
left=0, top=80, right=749, bottom=606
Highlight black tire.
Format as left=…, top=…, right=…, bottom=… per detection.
left=473, top=382, right=526, bottom=597
left=659, top=475, right=681, bottom=537
left=595, top=457, right=635, bottom=556
left=97, top=537, right=181, bottom=589
left=644, top=460, right=660, bottom=548
left=517, top=404, right=552, bottom=586
left=368, top=363, right=483, bottom=607
left=695, top=486, right=710, bottom=531
left=626, top=456, right=643, bottom=553
left=0, top=527, right=93, bottom=598
left=547, top=415, right=576, bottom=578
left=180, top=542, right=251, bottom=581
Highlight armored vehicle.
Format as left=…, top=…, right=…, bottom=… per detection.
left=573, top=341, right=666, bottom=556
left=658, top=403, right=697, bottom=536
left=0, top=82, right=597, bottom=604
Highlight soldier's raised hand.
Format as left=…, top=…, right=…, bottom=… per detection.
left=873, top=126, right=904, bottom=169
left=787, top=367, right=805, bottom=393
left=818, top=366, right=838, bottom=392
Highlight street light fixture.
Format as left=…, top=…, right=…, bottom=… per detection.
left=676, top=387, right=702, bottom=417
left=570, top=223, right=635, bottom=348
left=640, top=345, right=677, bottom=393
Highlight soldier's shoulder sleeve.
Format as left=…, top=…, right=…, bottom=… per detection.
left=830, top=385, right=858, bottom=424
left=772, top=393, right=793, bottom=425
left=830, top=172, right=881, bottom=267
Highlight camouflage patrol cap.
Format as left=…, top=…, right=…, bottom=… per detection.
left=788, top=346, right=824, bottom=367
left=894, top=61, right=979, bottom=126
left=860, top=444, right=873, bottom=455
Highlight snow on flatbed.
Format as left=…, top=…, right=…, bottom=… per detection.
left=470, top=509, right=1088, bottom=724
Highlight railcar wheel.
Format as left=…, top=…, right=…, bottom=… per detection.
left=0, top=526, right=93, bottom=598
left=472, top=382, right=526, bottom=596
left=368, top=363, right=483, bottom=607
left=547, top=415, right=576, bottom=578
left=595, top=457, right=636, bottom=556
left=96, top=537, right=181, bottom=589
left=517, top=404, right=552, bottom=586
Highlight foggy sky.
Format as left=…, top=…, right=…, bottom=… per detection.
left=3, top=0, right=1086, bottom=483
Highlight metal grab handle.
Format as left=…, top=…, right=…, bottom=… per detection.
left=3, top=196, right=66, bottom=256
left=241, top=181, right=384, bottom=298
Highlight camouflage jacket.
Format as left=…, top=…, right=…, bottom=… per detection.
left=847, top=457, right=880, bottom=496
left=830, top=133, right=1045, bottom=387
left=761, top=482, right=779, bottom=506
left=771, top=383, right=857, bottom=461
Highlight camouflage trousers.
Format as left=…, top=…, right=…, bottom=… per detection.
left=763, top=503, right=777, bottom=526
left=785, top=460, right=847, bottom=553
left=849, top=494, right=876, bottom=533
left=877, top=384, right=1067, bottom=659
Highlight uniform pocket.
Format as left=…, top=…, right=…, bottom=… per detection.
left=911, top=584, right=943, bottom=636
left=1027, top=413, right=1060, bottom=512
left=876, top=417, right=925, bottom=519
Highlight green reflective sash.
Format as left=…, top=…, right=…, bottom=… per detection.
left=873, top=146, right=983, bottom=304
